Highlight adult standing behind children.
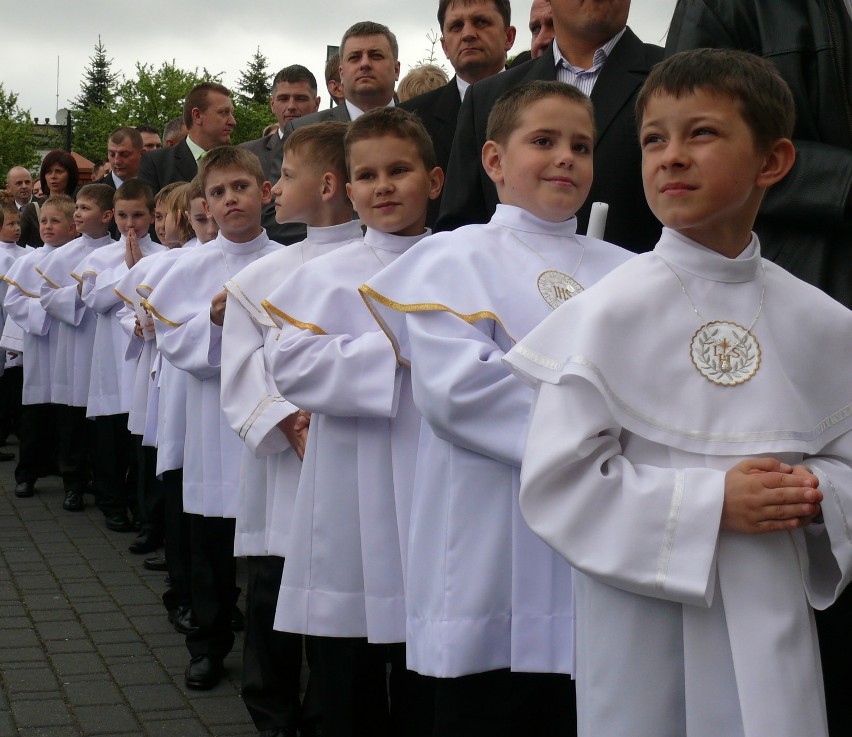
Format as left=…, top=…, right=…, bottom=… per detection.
left=138, top=82, right=236, bottom=192
left=438, top=0, right=662, bottom=253
left=401, top=0, right=516, bottom=226
left=282, top=22, right=400, bottom=131
left=241, top=65, right=320, bottom=246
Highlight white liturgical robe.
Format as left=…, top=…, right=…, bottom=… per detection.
left=39, top=234, right=114, bottom=407
left=4, top=246, right=59, bottom=404
left=504, top=229, right=852, bottom=737
left=361, top=204, right=631, bottom=676
left=221, top=219, right=362, bottom=558
left=262, top=227, right=426, bottom=642
left=147, top=231, right=281, bottom=518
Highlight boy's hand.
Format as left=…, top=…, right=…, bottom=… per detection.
left=133, top=315, right=144, bottom=339
left=722, top=458, right=822, bottom=534
left=125, top=228, right=143, bottom=268
left=210, top=290, right=227, bottom=326
left=277, top=410, right=311, bottom=460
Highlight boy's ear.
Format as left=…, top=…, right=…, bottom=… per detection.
left=101, top=209, right=114, bottom=224
left=320, top=171, right=338, bottom=201
left=202, top=198, right=212, bottom=218
left=756, top=137, right=796, bottom=189
left=345, top=182, right=355, bottom=212
left=481, top=140, right=505, bottom=186
left=260, top=181, right=273, bottom=205
left=428, top=166, right=444, bottom=202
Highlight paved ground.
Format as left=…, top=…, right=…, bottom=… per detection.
left=0, top=439, right=259, bottom=737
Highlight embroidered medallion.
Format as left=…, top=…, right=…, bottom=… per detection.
left=690, top=321, right=761, bottom=386
left=538, top=270, right=584, bottom=310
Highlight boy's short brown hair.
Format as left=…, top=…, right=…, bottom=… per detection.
left=197, top=146, right=265, bottom=193
left=164, top=183, right=194, bottom=244
left=487, top=80, right=595, bottom=146
left=187, top=175, right=205, bottom=202
left=0, top=193, right=17, bottom=229
left=155, top=182, right=184, bottom=209
left=635, top=48, right=795, bottom=152
left=41, top=194, right=75, bottom=222
left=344, top=107, right=436, bottom=177
left=76, top=183, right=116, bottom=213
left=397, top=64, right=450, bottom=102
left=114, top=179, right=155, bottom=211
left=284, top=121, right=349, bottom=181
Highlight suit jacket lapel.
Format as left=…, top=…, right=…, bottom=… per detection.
left=590, top=28, right=649, bottom=141
left=175, top=139, right=199, bottom=181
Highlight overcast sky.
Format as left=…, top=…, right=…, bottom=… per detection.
left=6, top=0, right=676, bottom=121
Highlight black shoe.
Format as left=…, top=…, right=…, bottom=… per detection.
left=169, top=605, right=198, bottom=635
left=62, top=489, right=84, bottom=512
left=143, top=554, right=168, bottom=572
left=184, top=654, right=222, bottom=690
left=231, top=603, right=245, bottom=632
left=14, top=482, right=35, bottom=498
left=0, top=450, right=15, bottom=462
left=104, top=513, right=134, bottom=532
left=129, top=531, right=163, bottom=554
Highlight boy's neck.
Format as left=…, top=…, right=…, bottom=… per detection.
left=219, top=226, right=264, bottom=245
left=304, top=209, right=356, bottom=229
left=80, top=229, right=110, bottom=241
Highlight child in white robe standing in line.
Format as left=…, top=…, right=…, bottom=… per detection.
left=505, top=49, right=852, bottom=737
left=362, top=81, right=631, bottom=737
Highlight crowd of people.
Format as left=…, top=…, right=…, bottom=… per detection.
left=2, top=1, right=851, bottom=736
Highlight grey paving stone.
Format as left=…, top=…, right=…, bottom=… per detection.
left=36, top=620, right=88, bottom=641
left=49, top=652, right=108, bottom=678
left=0, top=711, right=14, bottom=737
left=142, top=718, right=214, bottom=736
left=73, top=704, right=139, bottom=735
left=61, top=677, right=123, bottom=707
left=10, top=699, right=71, bottom=728
left=108, top=660, right=172, bottom=687
left=0, top=646, right=44, bottom=662
left=0, top=629, right=41, bottom=649
left=2, top=666, right=61, bottom=694
left=122, top=683, right=188, bottom=712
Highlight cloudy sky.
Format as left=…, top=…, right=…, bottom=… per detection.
left=6, top=0, right=676, bottom=121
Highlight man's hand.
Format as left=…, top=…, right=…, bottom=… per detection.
left=277, top=410, right=311, bottom=460
left=210, top=290, right=227, bottom=326
left=722, top=457, right=822, bottom=534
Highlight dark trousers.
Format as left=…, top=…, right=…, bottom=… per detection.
left=15, top=402, right=59, bottom=484
left=432, top=669, right=576, bottom=737
left=314, top=636, right=390, bottom=737
left=242, top=555, right=304, bottom=732
left=161, top=469, right=192, bottom=612
left=134, top=440, right=164, bottom=538
left=0, top=365, right=22, bottom=444
left=816, top=583, right=852, bottom=737
left=93, top=413, right=137, bottom=518
left=57, top=404, right=94, bottom=493
left=185, top=514, right=237, bottom=662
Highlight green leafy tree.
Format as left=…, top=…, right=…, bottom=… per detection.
left=235, top=48, right=271, bottom=106
left=231, top=99, right=274, bottom=144
left=74, top=36, right=120, bottom=109
left=0, top=85, right=39, bottom=175
left=71, top=37, right=123, bottom=161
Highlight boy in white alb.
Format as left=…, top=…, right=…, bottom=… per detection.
left=361, top=81, right=631, bottom=736
left=262, top=108, right=443, bottom=736
left=75, top=180, right=163, bottom=532
left=4, top=195, right=76, bottom=497
left=146, top=146, right=281, bottom=690
left=39, top=183, right=115, bottom=513
left=221, top=121, right=362, bottom=736
left=505, top=50, right=852, bottom=737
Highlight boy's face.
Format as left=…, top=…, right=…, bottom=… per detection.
left=346, top=134, right=442, bottom=237
left=39, top=206, right=76, bottom=247
left=0, top=212, right=21, bottom=243
left=272, top=149, right=325, bottom=225
left=202, top=166, right=272, bottom=243
left=187, top=197, right=218, bottom=244
left=483, top=96, right=594, bottom=222
left=163, top=209, right=183, bottom=247
left=114, top=197, right=154, bottom=238
left=73, top=197, right=112, bottom=237
left=154, top=203, right=168, bottom=243
left=640, top=89, right=771, bottom=254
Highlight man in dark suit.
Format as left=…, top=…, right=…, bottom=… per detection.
left=283, top=21, right=400, bottom=135
left=401, top=0, right=516, bottom=226
left=438, top=0, right=662, bottom=254
left=6, top=166, right=42, bottom=247
left=241, top=65, right=320, bottom=245
left=139, top=82, right=236, bottom=192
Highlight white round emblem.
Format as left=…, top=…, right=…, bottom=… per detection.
left=537, top=270, right=584, bottom=310
left=690, top=321, right=761, bottom=386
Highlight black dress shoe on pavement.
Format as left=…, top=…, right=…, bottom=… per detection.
left=104, top=513, right=134, bottom=532
left=128, top=532, right=163, bottom=554
left=143, top=554, right=168, bottom=572
left=169, top=605, right=198, bottom=635
left=184, top=654, right=222, bottom=690
left=62, top=490, right=84, bottom=512
left=0, top=450, right=15, bottom=462
left=14, top=482, right=35, bottom=498
left=231, top=603, right=245, bottom=632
